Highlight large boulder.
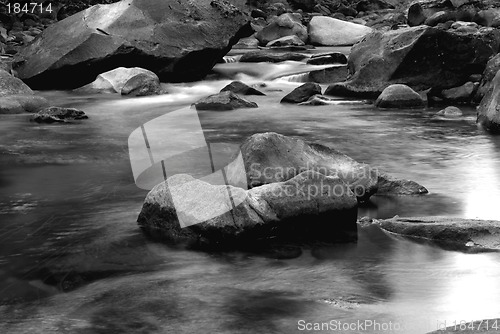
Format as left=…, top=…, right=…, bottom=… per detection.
left=477, top=70, right=500, bottom=134
left=237, top=132, right=379, bottom=201
left=137, top=171, right=358, bottom=248
left=325, top=26, right=500, bottom=98
left=308, top=16, right=373, bottom=46
left=255, top=13, right=307, bottom=46
left=361, top=216, right=500, bottom=252
left=13, top=0, right=252, bottom=89
left=474, top=53, right=500, bottom=103
left=0, top=69, right=48, bottom=114
left=375, top=84, right=425, bottom=109
left=74, top=67, right=160, bottom=95
left=280, top=82, right=322, bottom=103
left=194, top=91, right=258, bottom=111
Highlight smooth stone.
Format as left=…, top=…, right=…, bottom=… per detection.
left=233, top=36, right=259, bottom=49
left=121, top=73, right=162, bottom=96
left=220, top=81, right=265, bottom=96
left=375, top=84, right=425, bottom=109
left=436, top=106, right=463, bottom=117
left=441, top=81, right=475, bottom=102
left=308, top=16, right=373, bottom=46
left=281, top=82, right=322, bottom=103
left=194, top=91, right=258, bottom=111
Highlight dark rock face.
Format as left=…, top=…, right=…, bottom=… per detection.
left=238, top=132, right=379, bottom=202
left=309, top=65, right=348, bottom=84
left=281, top=82, right=322, bottom=103
left=477, top=70, right=500, bottom=134
left=137, top=171, right=358, bottom=248
left=194, top=91, right=258, bottom=111
left=375, top=84, right=425, bottom=109
left=220, top=81, right=265, bottom=96
left=30, top=106, right=88, bottom=123
left=475, top=53, right=500, bottom=103
left=408, top=3, right=426, bottom=26
left=239, top=51, right=308, bottom=63
left=13, top=0, right=251, bottom=89
left=0, top=69, right=48, bottom=114
left=325, top=26, right=500, bottom=98
left=376, top=173, right=428, bottom=195
left=362, top=216, right=500, bottom=252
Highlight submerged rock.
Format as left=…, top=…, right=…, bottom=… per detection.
left=238, top=132, right=379, bottom=202
left=375, top=84, right=425, bottom=109
left=13, top=0, right=251, bottom=89
left=376, top=173, right=428, bottom=195
left=325, top=26, right=500, bottom=98
left=74, top=67, right=161, bottom=95
left=477, top=70, right=500, bottom=134
left=362, top=216, right=500, bottom=252
left=137, top=171, right=358, bottom=248
left=308, top=16, right=373, bottom=46
left=0, top=69, right=48, bottom=114
left=436, top=106, right=463, bottom=117
left=195, top=91, right=258, bottom=111
left=30, top=107, right=88, bottom=123
left=281, top=82, right=322, bottom=103
left=220, top=81, right=265, bottom=96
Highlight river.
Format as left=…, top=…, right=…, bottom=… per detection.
left=1, top=47, right=500, bottom=333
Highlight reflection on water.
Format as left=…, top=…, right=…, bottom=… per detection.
left=1, top=57, right=500, bottom=332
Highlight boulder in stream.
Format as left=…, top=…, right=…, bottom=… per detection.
left=375, top=84, right=425, bottom=109
left=477, top=70, right=500, bottom=134
left=436, top=106, right=463, bottom=117
left=266, top=35, right=305, bottom=47
left=220, top=81, right=265, bottom=96
left=281, top=82, right=322, bottom=103
left=308, top=16, right=373, bottom=46
left=0, top=69, right=48, bottom=114
left=13, top=0, right=252, bottom=89
left=195, top=91, right=258, bottom=111
left=255, top=13, right=308, bottom=46
left=30, top=107, right=88, bottom=123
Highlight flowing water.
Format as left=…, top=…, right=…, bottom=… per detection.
left=1, top=48, right=500, bottom=333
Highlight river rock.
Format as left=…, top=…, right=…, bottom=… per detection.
left=238, top=132, right=379, bottom=201
left=376, top=173, right=428, bottom=195
left=436, top=106, right=463, bottom=117
left=121, top=73, right=162, bottom=96
left=195, top=91, right=258, bottom=111
left=298, top=94, right=339, bottom=106
left=309, top=65, right=348, bottom=84
left=356, top=0, right=394, bottom=12
left=307, top=52, right=347, bottom=65
left=474, top=53, right=500, bottom=103
left=30, top=107, right=88, bottom=123
left=12, top=0, right=251, bottom=89
left=239, top=51, right=307, bottom=63
left=477, top=70, right=500, bottom=134
left=0, top=69, right=48, bottom=114
left=233, top=36, right=259, bottom=49
left=441, top=81, right=475, bottom=102
left=325, top=26, right=500, bottom=98
left=281, top=82, right=322, bottom=103
left=220, top=81, right=265, bottom=96
left=137, top=171, right=358, bottom=248
left=266, top=35, right=305, bottom=47
left=74, top=67, right=160, bottom=94
left=362, top=216, right=500, bottom=252
left=375, top=84, right=425, bottom=109
left=476, top=8, right=500, bottom=27
left=308, top=16, right=373, bottom=46
left=255, top=13, right=307, bottom=46
left=408, top=3, right=427, bottom=26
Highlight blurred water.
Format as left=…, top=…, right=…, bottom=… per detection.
left=1, top=56, right=500, bottom=333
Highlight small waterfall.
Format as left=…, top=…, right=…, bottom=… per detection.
left=279, top=72, right=310, bottom=83
left=223, top=55, right=242, bottom=63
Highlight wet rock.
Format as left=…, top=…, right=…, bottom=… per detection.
left=436, top=106, right=463, bottom=117
left=408, top=3, right=427, bottom=26
left=375, top=84, right=425, bottom=109
left=239, top=51, right=307, bottom=63
left=266, top=35, right=305, bottom=47
left=298, top=94, right=339, bottom=106
left=238, top=132, right=379, bottom=201
left=137, top=171, right=358, bottom=248
left=30, top=107, right=88, bottom=123
left=12, top=0, right=251, bottom=89
left=440, top=81, right=475, bottom=102
left=75, top=67, right=160, bottom=95
left=474, top=53, right=500, bottom=103
left=307, top=52, right=347, bottom=65
left=424, top=11, right=456, bottom=26
left=281, top=82, right=322, bottom=103
left=255, top=13, right=307, bottom=46
left=121, top=73, right=162, bottom=97
left=221, top=81, right=265, bottom=96
left=376, top=173, right=428, bottom=195
left=308, top=16, right=373, bottom=46
left=308, top=65, right=348, bottom=84
left=364, top=216, right=500, bottom=252
left=0, top=69, right=48, bottom=114
left=194, top=91, right=258, bottom=111
left=477, top=70, right=500, bottom=134
left=325, top=26, right=500, bottom=98
left=233, top=36, right=259, bottom=49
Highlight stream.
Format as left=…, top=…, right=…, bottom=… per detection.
left=1, top=47, right=500, bottom=333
